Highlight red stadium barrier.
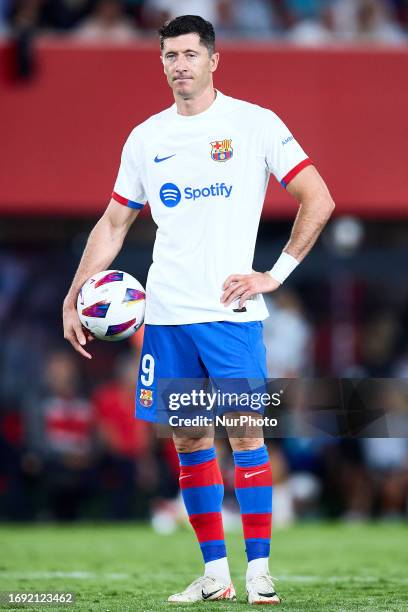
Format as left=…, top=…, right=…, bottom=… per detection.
left=1, top=40, right=407, bottom=217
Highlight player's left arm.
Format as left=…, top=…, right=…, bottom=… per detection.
left=221, top=165, right=335, bottom=308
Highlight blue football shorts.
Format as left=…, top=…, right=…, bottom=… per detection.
left=136, top=321, right=267, bottom=423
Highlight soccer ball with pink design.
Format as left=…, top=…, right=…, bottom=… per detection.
left=77, top=270, right=145, bottom=341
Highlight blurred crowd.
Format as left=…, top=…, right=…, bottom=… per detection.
left=0, top=239, right=407, bottom=525
left=1, top=0, right=407, bottom=45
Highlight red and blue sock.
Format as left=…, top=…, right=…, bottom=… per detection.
left=178, top=447, right=230, bottom=582
left=233, top=445, right=272, bottom=578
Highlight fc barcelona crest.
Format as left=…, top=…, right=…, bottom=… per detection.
left=210, top=139, right=233, bottom=162
left=140, top=388, right=153, bottom=408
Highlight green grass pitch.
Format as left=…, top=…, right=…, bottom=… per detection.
left=0, top=523, right=407, bottom=611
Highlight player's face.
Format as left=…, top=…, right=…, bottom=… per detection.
left=161, top=33, right=219, bottom=99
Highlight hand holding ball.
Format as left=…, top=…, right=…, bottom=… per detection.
left=77, top=270, right=145, bottom=341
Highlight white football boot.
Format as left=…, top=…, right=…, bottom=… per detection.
left=168, top=575, right=236, bottom=603
left=246, top=574, right=281, bottom=605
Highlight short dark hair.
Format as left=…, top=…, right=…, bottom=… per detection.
left=159, top=15, right=215, bottom=55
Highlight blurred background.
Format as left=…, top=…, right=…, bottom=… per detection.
left=0, top=0, right=407, bottom=529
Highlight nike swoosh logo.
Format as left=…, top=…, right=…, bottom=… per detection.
left=244, top=469, right=267, bottom=479
left=258, top=592, right=278, bottom=598
left=179, top=474, right=192, bottom=480
left=154, top=154, right=176, bottom=163
left=202, top=588, right=223, bottom=600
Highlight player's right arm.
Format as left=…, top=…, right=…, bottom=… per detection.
left=62, top=199, right=140, bottom=359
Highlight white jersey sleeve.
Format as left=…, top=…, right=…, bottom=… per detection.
left=264, top=110, right=311, bottom=188
left=112, top=131, right=147, bottom=210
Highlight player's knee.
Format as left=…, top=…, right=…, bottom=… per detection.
left=229, top=437, right=264, bottom=452
left=173, top=436, right=214, bottom=454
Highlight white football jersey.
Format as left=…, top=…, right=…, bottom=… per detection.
left=113, top=91, right=311, bottom=325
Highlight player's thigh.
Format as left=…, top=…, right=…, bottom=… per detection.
left=192, top=322, right=268, bottom=445
left=136, top=324, right=206, bottom=422
left=193, top=321, right=267, bottom=379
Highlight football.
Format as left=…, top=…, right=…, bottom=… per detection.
left=77, top=270, right=145, bottom=341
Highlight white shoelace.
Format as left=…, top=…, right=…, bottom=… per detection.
left=183, top=576, right=214, bottom=593
left=249, top=574, right=278, bottom=591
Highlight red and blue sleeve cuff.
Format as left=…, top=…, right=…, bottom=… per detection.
left=112, top=191, right=145, bottom=210
left=280, top=158, right=312, bottom=188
